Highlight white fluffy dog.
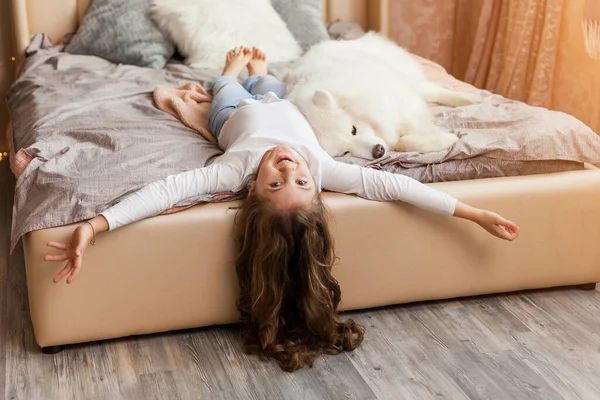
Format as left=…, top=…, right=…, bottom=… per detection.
left=284, top=33, right=480, bottom=160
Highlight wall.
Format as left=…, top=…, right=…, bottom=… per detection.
left=1, top=0, right=16, bottom=154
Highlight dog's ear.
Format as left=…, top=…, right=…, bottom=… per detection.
left=313, top=90, right=336, bottom=109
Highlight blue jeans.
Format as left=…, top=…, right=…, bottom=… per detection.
left=208, top=75, right=286, bottom=139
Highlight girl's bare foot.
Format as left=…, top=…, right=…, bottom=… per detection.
left=248, top=47, right=268, bottom=76
left=222, top=47, right=252, bottom=77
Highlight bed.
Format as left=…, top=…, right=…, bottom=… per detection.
left=8, top=0, right=600, bottom=353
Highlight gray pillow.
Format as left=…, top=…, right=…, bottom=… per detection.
left=65, top=0, right=175, bottom=69
left=270, top=0, right=330, bottom=51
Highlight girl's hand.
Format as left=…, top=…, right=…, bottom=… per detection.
left=475, top=210, right=520, bottom=241
left=44, top=223, right=94, bottom=283
left=453, top=202, right=520, bottom=241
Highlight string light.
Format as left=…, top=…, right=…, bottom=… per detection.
left=11, top=57, right=15, bottom=62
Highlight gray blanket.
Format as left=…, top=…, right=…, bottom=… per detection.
left=7, top=35, right=600, bottom=252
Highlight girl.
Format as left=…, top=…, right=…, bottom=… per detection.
left=45, top=47, right=519, bottom=372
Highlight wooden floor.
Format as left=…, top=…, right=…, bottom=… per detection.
left=2, top=160, right=600, bottom=400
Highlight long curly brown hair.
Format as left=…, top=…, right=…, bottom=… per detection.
left=233, top=194, right=365, bottom=372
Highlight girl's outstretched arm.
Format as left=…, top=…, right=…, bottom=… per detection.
left=320, top=156, right=519, bottom=241
left=45, top=162, right=244, bottom=283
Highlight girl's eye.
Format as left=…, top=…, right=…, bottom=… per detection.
left=270, top=182, right=282, bottom=187
left=297, top=180, right=307, bottom=186
left=351, top=125, right=357, bottom=135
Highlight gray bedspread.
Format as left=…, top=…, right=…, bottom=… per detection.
left=7, top=35, right=600, bottom=252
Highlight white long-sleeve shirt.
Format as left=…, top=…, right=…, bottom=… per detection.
left=101, top=93, right=458, bottom=230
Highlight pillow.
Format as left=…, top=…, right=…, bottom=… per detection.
left=65, top=0, right=175, bottom=69
left=150, top=0, right=303, bottom=70
left=270, top=0, right=330, bottom=51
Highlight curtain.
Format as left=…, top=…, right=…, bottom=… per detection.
left=583, top=0, right=600, bottom=59
left=389, top=0, right=600, bottom=133
left=551, top=0, right=600, bottom=132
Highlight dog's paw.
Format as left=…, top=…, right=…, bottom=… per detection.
left=436, top=132, right=460, bottom=149
left=456, top=91, right=481, bottom=106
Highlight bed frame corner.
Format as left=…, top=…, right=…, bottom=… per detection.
left=368, top=0, right=390, bottom=35
left=11, top=0, right=30, bottom=60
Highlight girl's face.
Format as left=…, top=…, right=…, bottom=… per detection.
left=250, top=145, right=317, bottom=210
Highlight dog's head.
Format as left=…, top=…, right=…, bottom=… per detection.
left=300, top=90, right=387, bottom=160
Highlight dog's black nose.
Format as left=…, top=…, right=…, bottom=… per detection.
left=372, top=144, right=385, bottom=159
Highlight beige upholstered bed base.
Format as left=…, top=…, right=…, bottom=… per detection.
left=11, top=0, right=600, bottom=350
left=27, top=167, right=600, bottom=348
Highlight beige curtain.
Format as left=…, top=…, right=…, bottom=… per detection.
left=389, top=0, right=600, bottom=133
left=552, top=0, right=600, bottom=133
left=583, top=0, right=600, bottom=59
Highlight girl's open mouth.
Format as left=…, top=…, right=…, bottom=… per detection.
left=276, top=156, right=295, bottom=165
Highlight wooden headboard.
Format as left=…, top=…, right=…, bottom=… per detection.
left=10, top=0, right=389, bottom=59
